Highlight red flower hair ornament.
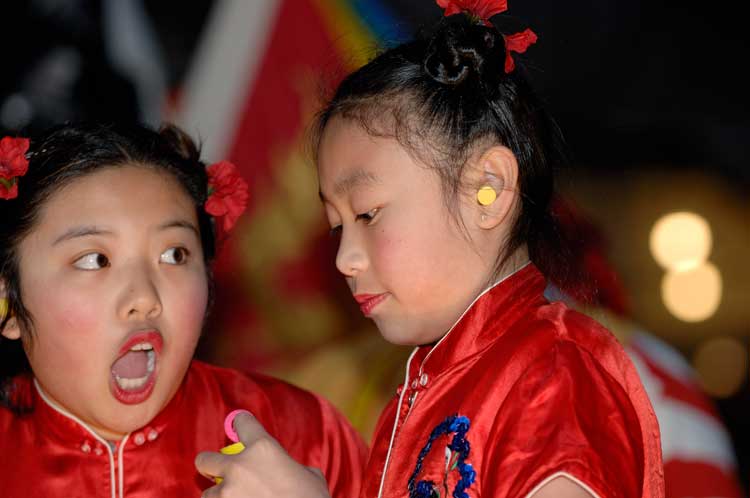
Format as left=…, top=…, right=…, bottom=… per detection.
left=436, top=0, right=508, bottom=25
left=436, top=0, right=537, bottom=73
left=0, top=137, right=30, bottom=200
left=502, top=28, right=537, bottom=73
left=205, top=160, right=249, bottom=233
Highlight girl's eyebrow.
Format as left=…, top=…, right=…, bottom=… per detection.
left=158, top=220, right=200, bottom=237
left=53, top=226, right=112, bottom=246
left=319, top=169, right=380, bottom=201
left=52, top=221, right=199, bottom=246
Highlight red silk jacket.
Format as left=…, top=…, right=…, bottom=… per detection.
left=362, top=264, right=665, bottom=498
left=0, top=360, right=367, bottom=498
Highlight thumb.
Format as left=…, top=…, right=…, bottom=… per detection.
left=232, top=411, right=278, bottom=448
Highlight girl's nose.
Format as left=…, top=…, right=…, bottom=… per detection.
left=335, top=227, right=368, bottom=278
left=120, top=264, right=163, bottom=321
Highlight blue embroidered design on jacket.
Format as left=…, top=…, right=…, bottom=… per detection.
left=408, top=414, right=476, bottom=498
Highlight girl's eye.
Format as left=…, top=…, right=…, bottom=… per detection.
left=73, top=253, right=110, bottom=270
left=329, top=225, right=342, bottom=238
left=160, top=247, right=189, bottom=265
left=356, top=208, right=380, bottom=224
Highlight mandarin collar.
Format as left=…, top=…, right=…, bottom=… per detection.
left=410, top=263, right=547, bottom=380
left=30, top=370, right=188, bottom=450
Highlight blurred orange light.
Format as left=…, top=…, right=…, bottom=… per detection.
left=650, top=212, right=712, bottom=272
left=661, top=262, right=722, bottom=322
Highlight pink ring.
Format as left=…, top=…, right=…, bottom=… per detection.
left=223, top=409, right=250, bottom=443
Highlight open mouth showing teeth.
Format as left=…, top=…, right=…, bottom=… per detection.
left=112, top=343, right=156, bottom=391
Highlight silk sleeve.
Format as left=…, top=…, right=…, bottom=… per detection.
left=481, top=340, right=646, bottom=498
left=230, top=370, right=368, bottom=498
left=315, top=395, right=369, bottom=498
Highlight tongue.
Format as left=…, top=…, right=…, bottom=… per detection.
left=112, top=351, right=149, bottom=379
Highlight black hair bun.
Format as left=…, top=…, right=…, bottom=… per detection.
left=423, top=18, right=506, bottom=86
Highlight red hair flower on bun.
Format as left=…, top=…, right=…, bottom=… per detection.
left=436, top=0, right=538, bottom=73
left=503, top=28, right=538, bottom=73
left=436, top=0, right=508, bottom=25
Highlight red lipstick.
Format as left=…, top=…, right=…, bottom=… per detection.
left=110, top=330, right=163, bottom=405
left=353, top=293, right=388, bottom=316
left=118, top=331, right=163, bottom=356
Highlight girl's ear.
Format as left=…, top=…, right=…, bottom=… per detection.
left=468, top=145, right=519, bottom=230
left=0, top=281, right=20, bottom=341
left=1, top=318, right=21, bottom=341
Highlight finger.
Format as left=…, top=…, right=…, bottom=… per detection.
left=233, top=411, right=276, bottom=448
left=223, top=409, right=248, bottom=442
left=195, top=450, right=228, bottom=479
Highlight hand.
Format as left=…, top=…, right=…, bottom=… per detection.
left=195, top=412, right=332, bottom=498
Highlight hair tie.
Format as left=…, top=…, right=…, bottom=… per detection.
left=436, top=0, right=538, bottom=73
left=0, top=137, right=30, bottom=200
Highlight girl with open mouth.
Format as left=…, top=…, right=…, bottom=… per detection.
left=0, top=122, right=366, bottom=497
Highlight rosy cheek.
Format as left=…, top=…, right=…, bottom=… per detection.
left=174, top=275, right=209, bottom=332
left=185, top=287, right=208, bottom=326
left=25, top=289, right=101, bottom=365
left=59, top=302, right=98, bottom=334
left=372, top=231, right=392, bottom=263
left=372, top=229, right=407, bottom=275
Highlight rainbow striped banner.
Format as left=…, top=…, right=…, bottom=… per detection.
left=176, top=0, right=410, bottom=435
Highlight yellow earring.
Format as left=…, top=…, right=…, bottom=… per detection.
left=0, top=298, right=8, bottom=321
left=476, top=185, right=497, bottom=206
